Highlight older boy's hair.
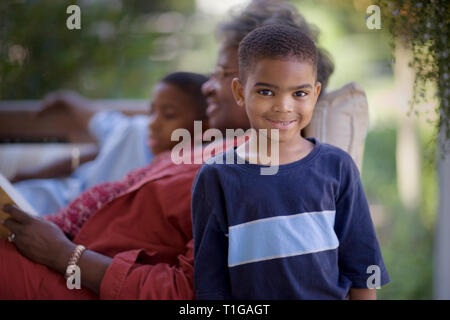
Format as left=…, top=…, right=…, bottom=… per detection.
left=238, top=24, right=318, bottom=82
left=161, top=72, right=209, bottom=120
left=217, top=0, right=333, bottom=94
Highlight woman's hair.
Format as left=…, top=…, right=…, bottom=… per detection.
left=161, top=72, right=209, bottom=120
left=216, top=0, right=334, bottom=93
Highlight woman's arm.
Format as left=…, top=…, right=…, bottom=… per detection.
left=52, top=242, right=112, bottom=294
left=1, top=202, right=196, bottom=299
left=1, top=204, right=110, bottom=294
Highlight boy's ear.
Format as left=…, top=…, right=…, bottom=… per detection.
left=314, top=81, right=322, bottom=97
left=314, top=81, right=322, bottom=102
left=231, top=78, right=245, bottom=107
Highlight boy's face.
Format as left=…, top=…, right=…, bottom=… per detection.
left=232, top=58, right=321, bottom=144
left=147, top=82, right=199, bottom=155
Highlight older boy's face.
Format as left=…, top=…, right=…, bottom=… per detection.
left=147, top=82, right=199, bottom=155
left=233, top=58, right=321, bottom=143
left=201, top=45, right=251, bottom=133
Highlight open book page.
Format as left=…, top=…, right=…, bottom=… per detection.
left=0, top=173, right=38, bottom=238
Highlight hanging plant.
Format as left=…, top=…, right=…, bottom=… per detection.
left=377, top=0, right=449, bottom=150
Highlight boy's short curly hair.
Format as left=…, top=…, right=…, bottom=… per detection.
left=217, top=0, right=334, bottom=94
left=238, top=24, right=317, bottom=82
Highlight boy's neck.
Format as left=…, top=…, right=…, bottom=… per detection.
left=237, top=132, right=314, bottom=166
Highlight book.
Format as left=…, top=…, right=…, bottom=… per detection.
left=0, top=173, right=38, bottom=238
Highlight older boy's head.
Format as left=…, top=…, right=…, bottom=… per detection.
left=238, top=24, right=318, bottom=84
left=148, top=72, right=208, bottom=154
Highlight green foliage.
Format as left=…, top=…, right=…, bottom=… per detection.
left=362, top=124, right=436, bottom=299
left=0, top=0, right=197, bottom=99
left=291, top=0, right=393, bottom=91
left=377, top=0, right=450, bottom=147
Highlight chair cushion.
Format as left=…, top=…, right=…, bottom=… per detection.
left=303, top=82, right=369, bottom=172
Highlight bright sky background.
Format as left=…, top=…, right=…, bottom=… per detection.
left=196, top=0, right=251, bottom=15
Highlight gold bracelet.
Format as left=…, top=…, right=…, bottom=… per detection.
left=65, top=244, right=86, bottom=279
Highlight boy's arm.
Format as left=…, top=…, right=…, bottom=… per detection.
left=191, top=167, right=232, bottom=299
left=348, top=288, right=377, bottom=300
left=38, top=90, right=96, bottom=132
left=334, top=155, right=390, bottom=292
left=11, top=145, right=98, bottom=182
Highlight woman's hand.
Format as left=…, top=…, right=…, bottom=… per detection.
left=1, top=204, right=75, bottom=274
left=1, top=204, right=112, bottom=294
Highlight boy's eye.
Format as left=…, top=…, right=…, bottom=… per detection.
left=294, top=91, right=308, bottom=97
left=257, top=89, right=274, bottom=96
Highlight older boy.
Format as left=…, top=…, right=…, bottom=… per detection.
left=192, top=25, right=389, bottom=300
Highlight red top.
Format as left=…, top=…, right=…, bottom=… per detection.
left=0, top=138, right=246, bottom=299
left=0, top=151, right=200, bottom=299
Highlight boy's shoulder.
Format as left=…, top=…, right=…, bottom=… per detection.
left=197, top=147, right=236, bottom=174
left=311, top=138, right=353, bottom=161
left=313, top=139, right=360, bottom=177
left=317, top=141, right=354, bottom=162
left=193, top=148, right=239, bottom=191
left=202, top=146, right=238, bottom=166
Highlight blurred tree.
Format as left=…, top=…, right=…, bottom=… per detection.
left=378, top=0, right=450, bottom=146
left=0, top=0, right=198, bottom=99
left=377, top=0, right=449, bottom=299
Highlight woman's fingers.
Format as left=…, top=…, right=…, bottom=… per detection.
left=2, top=204, right=33, bottom=224
left=1, top=217, right=23, bottom=235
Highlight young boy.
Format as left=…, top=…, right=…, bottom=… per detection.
left=147, top=72, right=208, bottom=155
left=191, top=25, right=389, bottom=300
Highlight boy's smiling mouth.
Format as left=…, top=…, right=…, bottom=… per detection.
left=264, top=118, right=297, bottom=129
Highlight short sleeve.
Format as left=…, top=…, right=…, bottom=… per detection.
left=88, top=110, right=129, bottom=147
left=334, top=158, right=390, bottom=289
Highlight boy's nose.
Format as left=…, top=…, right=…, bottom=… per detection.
left=201, top=78, right=215, bottom=97
left=272, top=96, right=294, bottom=113
left=148, top=115, right=160, bottom=130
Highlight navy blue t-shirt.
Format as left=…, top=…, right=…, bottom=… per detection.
left=191, top=137, right=390, bottom=299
